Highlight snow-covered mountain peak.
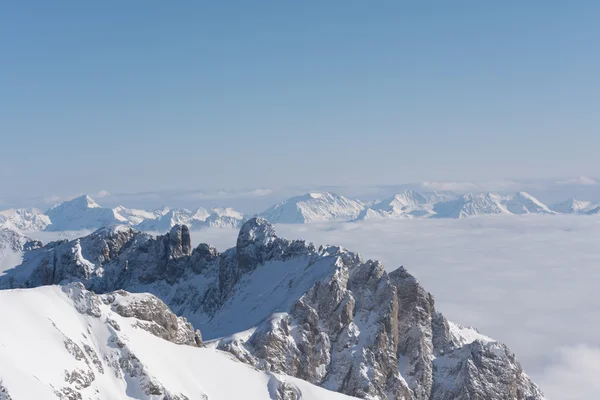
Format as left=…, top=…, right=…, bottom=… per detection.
left=237, top=217, right=276, bottom=248
left=357, top=190, right=452, bottom=220
left=212, top=207, right=244, bottom=219
left=433, top=192, right=510, bottom=219
left=504, top=192, right=554, bottom=215
left=550, top=198, right=596, bottom=214
left=113, top=205, right=157, bottom=225
left=259, top=192, right=364, bottom=223
left=135, top=206, right=246, bottom=232
left=389, top=190, right=430, bottom=206
left=44, top=195, right=128, bottom=231
left=0, top=208, right=51, bottom=232
left=191, top=207, right=211, bottom=221
left=61, top=194, right=100, bottom=209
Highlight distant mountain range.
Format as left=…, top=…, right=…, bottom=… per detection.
left=1, top=190, right=599, bottom=233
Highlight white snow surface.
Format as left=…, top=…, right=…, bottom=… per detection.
left=0, top=285, right=356, bottom=400
left=134, top=207, right=245, bottom=232
left=4, top=190, right=600, bottom=235
left=357, top=190, right=453, bottom=220
left=0, top=208, right=51, bottom=231
left=112, top=206, right=158, bottom=225
left=259, top=192, right=364, bottom=223
left=45, top=195, right=128, bottom=231
left=432, top=192, right=512, bottom=218
left=501, top=192, right=556, bottom=215
left=549, top=198, right=597, bottom=214
left=134, top=209, right=196, bottom=232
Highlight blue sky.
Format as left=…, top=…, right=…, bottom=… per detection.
left=1, top=1, right=599, bottom=197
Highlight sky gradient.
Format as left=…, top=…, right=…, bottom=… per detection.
left=2, top=1, right=599, bottom=197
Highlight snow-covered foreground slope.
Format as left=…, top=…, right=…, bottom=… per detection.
left=0, top=219, right=545, bottom=399
left=259, top=192, right=364, bottom=223
left=0, top=284, right=354, bottom=400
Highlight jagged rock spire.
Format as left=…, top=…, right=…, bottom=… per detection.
left=236, top=217, right=277, bottom=269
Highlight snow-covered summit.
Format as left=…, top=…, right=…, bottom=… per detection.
left=550, top=198, right=597, bottom=214
left=45, top=195, right=128, bottom=231
left=502, top=192, right=555, bottom=215
left=0, top=207, right=51, bottom=231
left=259, top=192, right=364, bottom=223
left=134, top=208, right=195, bottom=232
left=135, top=207, right=246, bottom=232
left=112, top=205, right=157, bottom=225
left=357, top=190, right=453, bottom=220
left=433, top=192, right=511, bottom=219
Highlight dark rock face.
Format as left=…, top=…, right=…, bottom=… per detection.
left=167, top=224, right=192, bottom=259
left=0, top=219, right=546, bottom=400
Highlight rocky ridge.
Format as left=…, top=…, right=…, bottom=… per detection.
left=0, top=218, right=546, bottom=399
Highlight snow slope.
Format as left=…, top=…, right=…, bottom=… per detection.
left=432, top=193, right=512, bottom=218
left=134, top=209, right=196, bottom=232
left=194, top=207, right=245, bottom=229
left=0, top=208, right=51, bottom=232
left=549, top=198, right=597, bottom=214
left=45, top=195, right=128, bottom=231
left=112, top=206, right=158, bottom=226
left=135, top=207, right=245, bottom=232
left=0, top=284, right=354, bottom=400
left=358, top=191, right=553, bottom=220
left=357, top=191, right=452, bottom=220
left=259, top=192, right=364, bottom=223
left=501, top=192, right=555, bottom=215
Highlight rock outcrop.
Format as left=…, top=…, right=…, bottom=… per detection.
left=0, top=218, right=546, bottom=399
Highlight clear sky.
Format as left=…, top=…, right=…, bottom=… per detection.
left=1, top=1, right=599, bottom=197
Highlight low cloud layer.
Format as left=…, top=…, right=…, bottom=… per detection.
left=191, top=215, right=600, bottom=399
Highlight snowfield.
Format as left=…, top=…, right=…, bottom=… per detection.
left=0, top=285, right=356, bottom=400
left=187, top=215, right=600, bottom=400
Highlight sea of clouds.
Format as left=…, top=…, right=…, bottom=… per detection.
left=190, top=215, right=600, bottom=399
